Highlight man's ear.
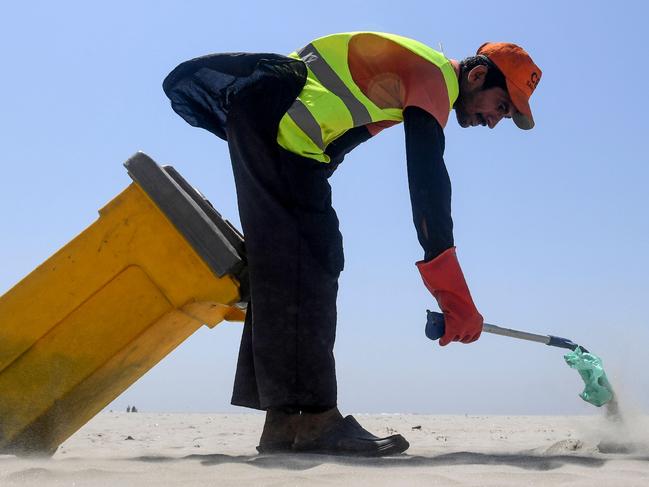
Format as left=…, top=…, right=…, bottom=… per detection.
left=466, top=65, right=488, bottom=89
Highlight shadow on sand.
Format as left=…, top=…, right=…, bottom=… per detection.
left=132, top=451, right=616, bottom=472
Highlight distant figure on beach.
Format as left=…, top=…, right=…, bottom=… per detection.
left=164, top=32, right=541, bottom=456
left=126, top=406, right=131, bottom=413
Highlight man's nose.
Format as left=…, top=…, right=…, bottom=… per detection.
left=487, top=114, right=504, bottom=129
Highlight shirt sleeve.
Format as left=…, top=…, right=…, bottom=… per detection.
left=403, top=105, right=454, bottom=261
left=324, top=125, right=372, bottom=166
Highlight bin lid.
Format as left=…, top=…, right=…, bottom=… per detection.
left=124, top=152, right=246, bottom=285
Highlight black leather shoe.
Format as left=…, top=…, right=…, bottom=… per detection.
left=256, top=441, right=294, bottom=454
left=292, top=415, right=409, bottom=457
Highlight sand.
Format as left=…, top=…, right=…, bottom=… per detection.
left=1, top=413, right=648, bottom=486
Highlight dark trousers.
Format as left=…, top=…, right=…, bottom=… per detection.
left=222, top=57, right=344, bottom=411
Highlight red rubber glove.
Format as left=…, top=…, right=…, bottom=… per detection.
left=416, top=247, right=483, bottom=346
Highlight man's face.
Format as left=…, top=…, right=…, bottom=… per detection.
left=454, top=65, right=516, bottom=129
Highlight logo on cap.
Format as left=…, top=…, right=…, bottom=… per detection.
left=527, top=72, right=540, bottom=92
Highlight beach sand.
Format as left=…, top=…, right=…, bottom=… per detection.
left=1, top=413, right=648, bottom=486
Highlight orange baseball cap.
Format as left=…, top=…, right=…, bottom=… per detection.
left=477, top=42, right=541, bottom=130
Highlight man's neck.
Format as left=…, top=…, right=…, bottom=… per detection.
left=449, top=59, right=460, bottom=80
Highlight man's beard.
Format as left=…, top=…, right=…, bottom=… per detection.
left=453, top=99, right=470, bottom=128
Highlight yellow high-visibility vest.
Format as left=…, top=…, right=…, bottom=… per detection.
left=277, top=32, right=459, bottom=162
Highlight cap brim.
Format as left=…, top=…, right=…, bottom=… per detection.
left=506, top=79, right=535, bottom=130
left=513, top=112, right=534, bottom=130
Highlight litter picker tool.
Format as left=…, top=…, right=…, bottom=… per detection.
left=425, top=310, right=616, bottom=408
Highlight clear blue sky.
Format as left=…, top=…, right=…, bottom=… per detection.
left=1, top=1, right=648, bottom=415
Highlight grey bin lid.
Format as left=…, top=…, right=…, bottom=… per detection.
left=124, top=152, right=248, bottom=300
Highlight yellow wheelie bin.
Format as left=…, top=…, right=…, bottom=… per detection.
left=0, top=152, right=248, bottom=456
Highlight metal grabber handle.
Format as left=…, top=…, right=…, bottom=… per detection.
left=425, top=310, right=584, bottom=352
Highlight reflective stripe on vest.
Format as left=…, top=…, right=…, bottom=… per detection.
left=277, top=32, right=459, bottom=162
left=286, top=98, right=324, bottom=150
left=297, top=43, right=372, bottom=128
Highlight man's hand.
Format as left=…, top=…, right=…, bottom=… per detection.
left=416, top=247, right=483, bottom=346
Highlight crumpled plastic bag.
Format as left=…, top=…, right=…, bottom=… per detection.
left=564, top=347, right=614, bottom=407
